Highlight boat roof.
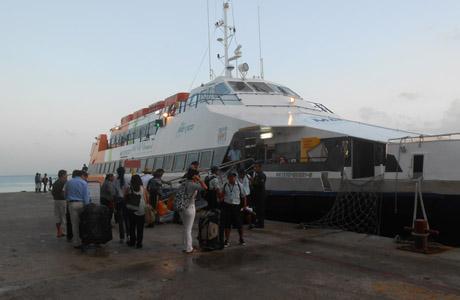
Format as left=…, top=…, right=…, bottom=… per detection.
left=208, top=105, right=419, bottom=143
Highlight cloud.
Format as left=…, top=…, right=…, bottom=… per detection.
left=398, top=92, right=419, bottom=101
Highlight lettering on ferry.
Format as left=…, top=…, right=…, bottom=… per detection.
left=177, top=122, right=195, bottom=137
left=312, top=117, right=340, bottom=123
left=274, top=172, right=313, bottom=178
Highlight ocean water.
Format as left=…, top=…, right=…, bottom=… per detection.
left=0, top=175, right=55, bottom=193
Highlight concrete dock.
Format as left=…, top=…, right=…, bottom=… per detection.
left=1, top=192, right=460, bottom=299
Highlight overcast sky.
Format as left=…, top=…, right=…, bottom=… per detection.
left=1, top=0, right=459, bottom=176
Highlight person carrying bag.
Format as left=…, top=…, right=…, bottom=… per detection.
left=174, top=169, right=207, bottom=254
left=124, top=175, right=146, bottom=248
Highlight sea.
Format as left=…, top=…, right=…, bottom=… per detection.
left=0, top=175, right=55, bottom=193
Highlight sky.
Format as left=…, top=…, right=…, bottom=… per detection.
left=0, top=0, right=459, bottom=176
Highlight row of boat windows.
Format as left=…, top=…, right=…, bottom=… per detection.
left=213, top=81, right=301, bottom=97
left=89, top=149, right=215, bottom=175
left=110, top=122, right=157, bottom=148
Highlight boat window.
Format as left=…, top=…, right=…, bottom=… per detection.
left=146, top=157, right=155, bottom=170
left=163, top=155, right=174, bottom=171
left=140, top=159, right=148, bottom=171
left=148, top=122, right=155, bottom=136
left=185, top=152, right=199, bottom=168
left=228, top=81, right=254, bottom=92
left=248, top=82, right=273, bottom=93
left=215, top=82, right=232, bottom=95
left=199, top=150, right=213, bottom=169
left=268, top=84, right=300, bottom=97
left=154, top=156, right=164, bottom=169
left=188, top=94, right=199, bottom=108
left=173, top=154, right=186, bottom=172
left=179, top=100, right=187, bottom=113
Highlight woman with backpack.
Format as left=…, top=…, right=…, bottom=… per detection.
left=125, top=174, right=147, bottom=248
left=176, top=169, right=207, bottom=254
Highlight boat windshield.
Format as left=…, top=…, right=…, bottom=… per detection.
left=247, top=82, right=274, bottom=93
left=268, top=84, right=301, bottom=98
left=228, top=81, right=254, bottom=92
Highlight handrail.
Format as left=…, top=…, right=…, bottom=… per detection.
left=164, top=157, right=255, bottom=184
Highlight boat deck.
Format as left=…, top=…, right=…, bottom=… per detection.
left=1, top=192, right=460, bottom=299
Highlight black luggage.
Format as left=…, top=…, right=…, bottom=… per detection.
left=198, top=209, right=224, bottom=251
left=79, top=203, right=112, bottom=245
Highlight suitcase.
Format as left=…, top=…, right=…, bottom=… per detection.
left=79, top=203, right=113, bottom=245
left=198, top=209, right=224, bottom=251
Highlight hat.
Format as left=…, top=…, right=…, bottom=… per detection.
left=227, top=172, right=237, bottom=177
left=143, top=168, right=152, bottom=174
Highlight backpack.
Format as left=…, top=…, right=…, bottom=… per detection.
left=125, top=188, right=141, bottom=207
left=174, top=182, right=191, bottom=212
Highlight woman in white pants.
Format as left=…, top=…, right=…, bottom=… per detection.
left=180, top=169, right=207, bottom=254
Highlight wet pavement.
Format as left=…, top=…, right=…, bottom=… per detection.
left=1, top=192, right=460, bottom=299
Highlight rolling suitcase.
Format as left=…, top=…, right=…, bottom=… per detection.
left=79, top=203, right=113, bottom=245
left=198, top=209, right=224, bottom=251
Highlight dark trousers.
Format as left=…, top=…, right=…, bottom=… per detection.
left=115, top=201, right=129, bottom=240
left=254, top=192, right=266, bottom=226
left=66, top=206, right=73, bottom=241
left=128, top=210, right=145, bottom=246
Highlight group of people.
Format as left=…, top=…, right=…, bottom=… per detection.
left=179, top=161, right=266, bottom=253
left=35, top=173, right=53, bottom=193
left=50, top=160, right=267, bottom=254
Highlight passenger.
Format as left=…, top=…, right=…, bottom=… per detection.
left=65, top=169, right=91, bottom=249
left=237, top=169, right=253, bottom=227
left=183, top=161, right=200, bottom=178
left=34, top=173, right=41, bottom=193
left=147, top=169, right=166, bottom=215
left=141, top=168, right=153, bottom=188
left=42, top=174, right=49, bottom=192
left=227, top=142, right=242, bottom=162
left=82, top=164, right=88, bottom=172
left=100, top=174, right=116, bottom=221
left=251, top=163, right=267, bottom=229
left=205, top=166, right=221, bottom=210
left=81, top=171, right=89, bottom=182
left=125, top=174, right=147, bottom=248
left=179, top=169, right=207, bottom=253
left=220, top=172, right=247, bottom=247
left=52, top=170, right=67, bottom=238
left=48, top=176, right=53, bottom=191
left=114, top=166, right=129, bottom=243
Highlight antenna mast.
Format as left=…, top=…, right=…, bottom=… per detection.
left=223, top=2, right=231, bottom=77
left=258, top=5, right=264, bottom=79
left=207, top=0, right=213, bottom=80
left=215, top=1, right=241, bottom=78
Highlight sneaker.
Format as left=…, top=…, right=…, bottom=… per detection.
left=239, top=239, right=246, bottom=246
left=224, top=240, right=230, bottom=248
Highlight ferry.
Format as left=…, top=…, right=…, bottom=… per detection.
left=88, top=2, right=460, bottom=245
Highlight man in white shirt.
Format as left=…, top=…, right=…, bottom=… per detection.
left=220, top=172, right=247, bottom=247
left=141, top=168, right=154, bottom=187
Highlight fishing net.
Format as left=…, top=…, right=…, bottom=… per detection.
left=305, top=177, right=383, bottom=235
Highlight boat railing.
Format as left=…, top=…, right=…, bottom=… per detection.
left=164, top=157, right=255, bottom=184
left=196, top=93, right=242, bottom=106
left=388, top=133, right=460, bottom=144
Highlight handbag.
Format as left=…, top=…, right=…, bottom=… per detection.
left=174, top=182, right=191, bottom=212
